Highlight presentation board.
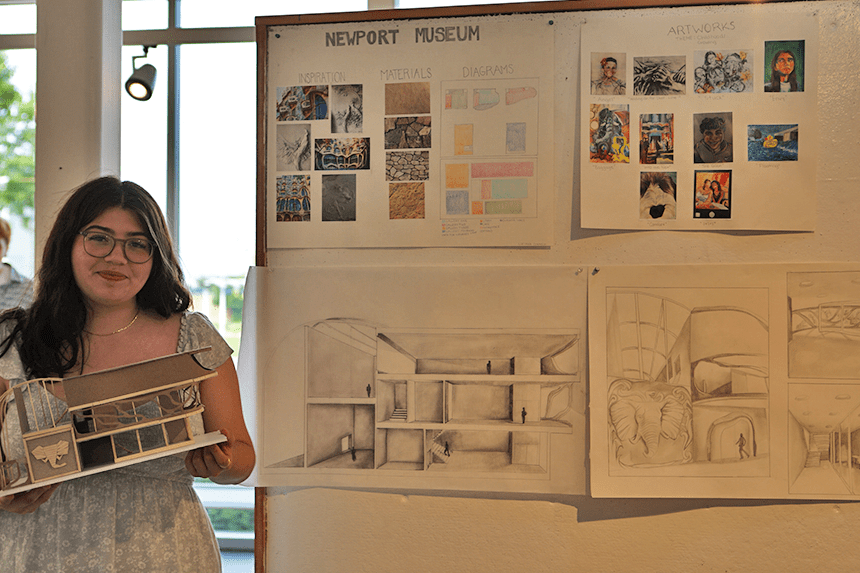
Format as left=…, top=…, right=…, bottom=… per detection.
left=260, top=12, right=557, bottom=248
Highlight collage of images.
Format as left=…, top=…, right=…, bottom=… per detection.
left=274, top=81, right=436, bottom=224
left=587, top=40, right=803, bottom=221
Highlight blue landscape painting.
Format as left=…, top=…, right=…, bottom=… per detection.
left=748, top=124, right=798, bottom=162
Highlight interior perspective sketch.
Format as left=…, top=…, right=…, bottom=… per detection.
left=788, top=271, right=860, bottom=379
left=789, top=384, right=860, bottom=496
left=606, top=290, right=770, bottom=476
left=270, top=320, right=582, bottom=479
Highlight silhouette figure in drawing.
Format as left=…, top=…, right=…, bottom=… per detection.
left=366, top=383, right=371, bottom=397
left=522, top=407, right=527, bottom=424
left=444, top=441, right=450, bottom=457
left=737, top=433, right=750, bottom=459
left=487, top=361, right=492, bottom=374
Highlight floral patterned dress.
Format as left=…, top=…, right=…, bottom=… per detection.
left=0, top=312, right=232, bottom=572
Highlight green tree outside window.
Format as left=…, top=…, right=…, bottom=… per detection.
left=0, top=52, right=35, bottom=226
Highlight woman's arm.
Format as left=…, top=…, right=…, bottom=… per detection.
left=185, top=358, right=255, bottom=484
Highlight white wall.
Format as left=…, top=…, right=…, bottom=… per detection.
left=264, top=1, right=860, bottom=571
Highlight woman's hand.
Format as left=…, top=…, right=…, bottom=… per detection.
left=185, top=428, right=234, bottom=480
left=0, top=484, right=59, bottom=514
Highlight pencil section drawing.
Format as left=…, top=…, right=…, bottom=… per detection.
left=605, top=289, right=769, bottom=477
left=268, top=320, right=580, bottom=478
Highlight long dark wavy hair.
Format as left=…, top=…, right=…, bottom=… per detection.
left=0, top=176, right=192, bottom=378
left=768, top=50, right=798, bottom=92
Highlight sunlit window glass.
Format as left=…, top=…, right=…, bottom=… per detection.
left=122, top=0, right=168, bottom=31
left=0, top=5, right=36, bottom=35
left=180, top=0, right=367, bottom=28
left=0, top=49, right=36, bottom=280
left=120, top=45, right=168, bottom=214
left=178, top=43, right=256, bottom=350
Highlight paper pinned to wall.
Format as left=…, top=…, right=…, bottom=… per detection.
left=239, top=265, right=587, bottom=495
left=579, top=9, right=819, bottom=231
left=589, top=263, right=860, bottom=500
left=263, top=14, right=556, bottom=248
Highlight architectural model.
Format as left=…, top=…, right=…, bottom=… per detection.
left=0, top=349, right=226, bottom=495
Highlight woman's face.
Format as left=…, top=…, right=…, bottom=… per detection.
left=711, top=181, right=720, bottom=192
left=602, top=61, right=617, bottom=79
left=72, top=207, right=153, bottom=311
left=703, top=126, right=725, bottom=150
left=702, top=180, right=711, bottom=190
left=775, top=52, right=795, bottom=78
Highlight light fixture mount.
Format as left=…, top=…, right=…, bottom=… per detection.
left=125, top=45, right=157, bottom=101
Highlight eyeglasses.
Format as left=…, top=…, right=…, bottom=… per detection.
left=79, top=231, right=155, bottom=264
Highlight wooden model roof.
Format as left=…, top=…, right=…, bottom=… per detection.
left=61, top=348, right=216, bottom=408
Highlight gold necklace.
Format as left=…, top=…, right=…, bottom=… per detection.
left=84, top=311, right=140, bottom=337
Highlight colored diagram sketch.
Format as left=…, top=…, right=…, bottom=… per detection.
left=440, top=79, right=540, bottom=219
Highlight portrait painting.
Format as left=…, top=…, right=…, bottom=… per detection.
left=694, top=170, right=732, bottom=219
left=693, top=112, right=733, bottom=164
left=693, top=50, right=753, bottom=94
left=590, top=53, right=627, bottom=96
left=764, top=40, right=805, bottom=92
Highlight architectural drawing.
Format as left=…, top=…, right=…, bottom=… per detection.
left=604, top=288, right=769, bottom=477
left=244, top=265, right=587, bottom=494
left=787, top=271, right=860, bottom=379
left=0, top=350, right=226, bottom=495
left=788, top=383, right=860, bottom=496
left=268, top=320, right=581, bottom=479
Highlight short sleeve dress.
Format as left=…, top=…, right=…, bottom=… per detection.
left=0, top=312, right=232, bottom=573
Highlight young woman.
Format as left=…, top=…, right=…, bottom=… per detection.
left=0, top=176, right=255, bottom=572
left=591, top=56, right=626, bottom=95
left=765, top=49, right=799, bottom=92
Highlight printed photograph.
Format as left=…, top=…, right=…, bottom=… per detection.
left=748, top=124, right=798, bottom=162
left=314, top=138, right=371, bottom=171
left=330, top=84, right=363, bottom=133
left=694, top=170, right=732, bottom=219
left=389, top=182, right=425, bottom=220
left=276, top=85, right=329, bottom=121
left=692, top=50, right=753, bottom=94
left=276, top=175, right=311, bottom=222
left=764, top=41, right=805, bottom=92
left=639, top=171, right=677, bottom=220
left=321, top=174, right=356, bottom=222
left=639, top=113, right=674, bottom=164
left=384, top=116, right=431, bottom=149
left=693, top=112, right=733, bottom=164
left=590, top=53, right=627, bottom=96
left=590, top=104, right=630, bottom=163
left=633, top=56, right=686, bottom=95
left=276, top=124, right=312, bottom=171
left=385, top=82, right=431, bottom=115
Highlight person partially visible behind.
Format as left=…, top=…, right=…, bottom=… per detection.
left=0, top=217, right=33, bottom=309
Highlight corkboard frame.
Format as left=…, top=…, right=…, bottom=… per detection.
left=253, top=0, right=801, bottom=569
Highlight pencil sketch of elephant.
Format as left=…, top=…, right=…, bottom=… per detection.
left=608, top=379, right=693, bottom=468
